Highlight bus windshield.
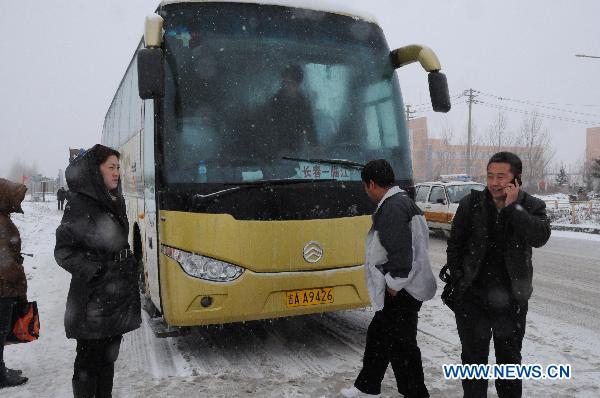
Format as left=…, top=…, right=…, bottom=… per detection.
left=160, top=3, right=410, bottom=184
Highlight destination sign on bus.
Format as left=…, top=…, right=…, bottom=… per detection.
left=295, top=162, right=361, bottom=181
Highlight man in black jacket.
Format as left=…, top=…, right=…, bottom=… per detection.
left=446, top=152, right=551, bottom=398
left=57, top=187, right=66, bottom=210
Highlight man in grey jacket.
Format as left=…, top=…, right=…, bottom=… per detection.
left=341, top=160, right=436, bottom=398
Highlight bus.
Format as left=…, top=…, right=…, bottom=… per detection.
left=101, top=0, right=450, bottom=327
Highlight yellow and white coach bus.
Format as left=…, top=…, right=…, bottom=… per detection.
left=101, top=0, right=450, bottom=327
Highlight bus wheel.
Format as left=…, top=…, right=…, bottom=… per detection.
left=142, top=295, right=161, bottom=318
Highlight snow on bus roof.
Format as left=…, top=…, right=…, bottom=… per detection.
left=159, top=0, right=378, bottom=24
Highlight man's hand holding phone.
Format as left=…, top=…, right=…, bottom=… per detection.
left=504, top=177, right=520, bottom=206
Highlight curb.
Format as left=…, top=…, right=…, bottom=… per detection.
left=550, top=224, right=600, bottom=235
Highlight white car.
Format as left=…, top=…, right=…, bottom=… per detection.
left=414, top=180, right=485, bottom=236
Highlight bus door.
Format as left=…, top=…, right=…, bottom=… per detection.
left=142, top=99, right=161, bottom=310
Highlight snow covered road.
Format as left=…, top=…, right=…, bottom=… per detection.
left=4, top=201, right=599, bottom=397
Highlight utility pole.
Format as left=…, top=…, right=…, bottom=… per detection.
left=405, top=104, right=416, bottom=121
left=497, top=112, right=502, bottom=149
left=465, top=88, right=477, bottom=176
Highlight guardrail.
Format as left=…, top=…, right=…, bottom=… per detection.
left=542, top=200, right=600, bottom=225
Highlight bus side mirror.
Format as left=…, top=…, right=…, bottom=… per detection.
left=428, top=71, right=451, bottom=113
left=391, top=44, right=451, bottom=113
left=138, top=48, right=164, bottom=100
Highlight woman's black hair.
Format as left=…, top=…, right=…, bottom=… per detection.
left=95, top=145, right=121, bottom=166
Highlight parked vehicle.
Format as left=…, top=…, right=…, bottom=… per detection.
left=414, top=180, right=485, bottom=236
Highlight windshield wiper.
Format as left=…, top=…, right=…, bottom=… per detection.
left=191, top=179, right=335, bottom=208
left=281, top=156, right=365, bottom=169
left=223, top=178, right=336, bottom=186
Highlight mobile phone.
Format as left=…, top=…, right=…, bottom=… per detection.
left=512, top=174, right=522, bottom=186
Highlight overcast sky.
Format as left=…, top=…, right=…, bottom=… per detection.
left=1, top=0, right=599, bottom=178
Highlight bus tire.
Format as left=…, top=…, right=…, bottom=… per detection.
left=142, top=294, right=161, bottom=318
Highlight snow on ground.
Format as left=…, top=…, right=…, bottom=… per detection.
left=534, top=193, right=571, bottom=203
left=550, top=230, right=600, bottom=241
left=533, top=194, right=600, bottom=229
left=3, top=200, right=600, bottom=397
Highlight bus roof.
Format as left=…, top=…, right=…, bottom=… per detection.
left=159, top=0, right=378, bottom=24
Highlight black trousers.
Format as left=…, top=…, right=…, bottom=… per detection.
left=354, top=289, right=429, bottom=397
left=0, top=298, right=17, bottom=372
left=73, top=335, right=123, bottom=398
left=455, top=290, right=528, bottom=398
left=58, top=200, right=65, bottom=210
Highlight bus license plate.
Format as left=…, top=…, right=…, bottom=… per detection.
left=286, top=288, right=334, bottom=308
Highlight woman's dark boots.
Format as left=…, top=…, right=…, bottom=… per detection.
left=0, top=366, right=28, bottom=389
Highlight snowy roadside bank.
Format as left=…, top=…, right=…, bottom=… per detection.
left=550, top=223, right=600, bottom=235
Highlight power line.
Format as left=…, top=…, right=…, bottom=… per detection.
left=530, top=101, right=600, bottom=108
left=409, top=93, right=465, bottom=108
left=475, top=100, right=600, bottom=125
left=412, top=99, right=467, bottom=113
left=474, top=90, right=600, bottom=119
left=411, top=88, right=600, bottom=126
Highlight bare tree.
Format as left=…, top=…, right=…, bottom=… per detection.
left=512, top=112, right=555, bottom=190
left=6, top=159, right=39, bottom=184
left=590, top=158, right=600, bottom=193
left=456, top=122, right=489, bottom=179
left=485, top=111, right=513, bottom=150
left=432, top=125, right=455, bottom=179
left=570, top=155, right=592, bottom=192
left=592, top=158, right=600, bottom=179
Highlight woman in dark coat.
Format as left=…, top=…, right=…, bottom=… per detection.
left=55, top=144, right=141, bottom=398
left=0, top=178, right=29, bottom=388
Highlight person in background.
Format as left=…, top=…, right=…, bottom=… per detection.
left=341, top=159, right=436, bottom=398
left=446, top=152, right=551, bottom=397
left=55, top=145, right=141, bottom=398
left=268, top=64, right=316, bottom=155
left=57, top=187, right=67, bottom=210
left=0, top=178, right=29, bottom=389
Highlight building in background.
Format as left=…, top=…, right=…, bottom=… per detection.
left=586, top=127, right=600, bottom=192
left=408, top=117, right=431, bottom=182
left=586, top=127, right=600, bottom=164
left=408, top=117, right=540, bottom=188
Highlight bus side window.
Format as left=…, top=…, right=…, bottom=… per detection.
left=364, top=81, right=398, bottom=149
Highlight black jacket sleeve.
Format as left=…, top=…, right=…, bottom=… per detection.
left=446, top=194, right=471, bottom=280
left=502, top=197, right=551, bottom=248
left=374, top=199, right=413, bottom=278
left=54, top=198, right=103, bottom=282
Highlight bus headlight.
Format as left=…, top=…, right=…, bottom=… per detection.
left=161, top=245, right=245, bottom=282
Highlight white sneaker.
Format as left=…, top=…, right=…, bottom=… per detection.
left=340, top=386, right=381, bottom=397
